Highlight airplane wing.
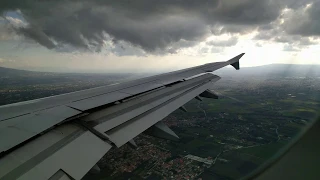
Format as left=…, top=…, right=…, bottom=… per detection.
left=0, top=53, right=244, bottom=180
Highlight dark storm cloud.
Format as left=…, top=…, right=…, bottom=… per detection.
left=0, top=0, right=319, bottom=54
left=211, top=0, right=283, bottom=25
left=0, top=0, right=285, bottom=53
left=19, top=26, right=56, bottom=49
left=280, top=0, right=313, bottom=9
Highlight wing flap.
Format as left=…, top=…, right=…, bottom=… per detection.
left=89, top=74, right=218, bottom=133
left=105, top=77, right=216, bottom=147
left=0, top=126, right=112, bottom=180
left=67, top=91, right=130, bottom=111
left=0, top=106, right=81, bottom=153
left=118, top=81, right=164, bottom=95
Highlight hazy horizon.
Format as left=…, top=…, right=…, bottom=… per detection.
left=1, top=63, right=320, bottom=75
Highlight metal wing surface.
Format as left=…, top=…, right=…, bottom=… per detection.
left=0, top=53, right=244, bottom=180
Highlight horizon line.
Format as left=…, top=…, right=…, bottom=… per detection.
left=1, top=63, right=319, bottom=74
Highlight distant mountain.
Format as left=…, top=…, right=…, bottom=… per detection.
left=0, top=66, right=141, bottom=87
left=0, top=66, right=44, bottom=76
left=0, top=66, right=135, bottom=77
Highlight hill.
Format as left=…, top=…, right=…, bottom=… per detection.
left=0, top=66, right=45, bottom=76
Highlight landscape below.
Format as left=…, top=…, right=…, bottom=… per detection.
left=0, top=64, right=319, bottom=180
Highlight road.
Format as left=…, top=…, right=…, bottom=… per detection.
left=212, top=151, right=223, bottom=165
left=197, top=102, right=207, bottom=120
left=275, top=125, right=280, bottom=141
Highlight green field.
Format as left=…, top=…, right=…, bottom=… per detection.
left=237, top=141, right=287, bottom=160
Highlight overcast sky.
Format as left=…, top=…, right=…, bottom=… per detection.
left=0, top=0, right=319, bottom=73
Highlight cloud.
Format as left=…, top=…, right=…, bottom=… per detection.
left=256, top=43, right=263, bottom=47
left=282, top=2, right=320, bottom=36
left=0, top=23, right=18, bottom=40
left=211, top=0, right=283, bottom=25
left=0, top=0, right=319, bottom=55
left=254, top=1, right=320, bottom=47
left=283, top=44, right=300, bottom=52
left=211, top=47, right=224, bottom=53
left=207, top=37, right=238, bottom=47
left=19, top=25, right=56, bottom=49
left=5, top=16, right=26, bottom=27
left=255, top=22, right=318, bottom=48
left=275, top=36, right=317, bottom=46
left=199, top=47, right=209, bottom=54
left=0, top=57, right=16, bottom=64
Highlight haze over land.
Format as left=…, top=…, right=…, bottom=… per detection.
left=216, top=64, right=320, bottom=77
left=1, top=64, right=319, bottom=106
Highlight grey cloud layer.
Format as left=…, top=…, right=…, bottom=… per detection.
left=0, top=0, right=318, bottom=54
left=283, top=1, right=320, bottom=36
left=255, top=0, right=319, bottom=46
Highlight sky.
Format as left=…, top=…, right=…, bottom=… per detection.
left=0, top=0, right=319, bottom=73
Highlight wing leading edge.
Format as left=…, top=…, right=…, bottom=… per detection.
left=0, top=53, right=244, bottom=180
